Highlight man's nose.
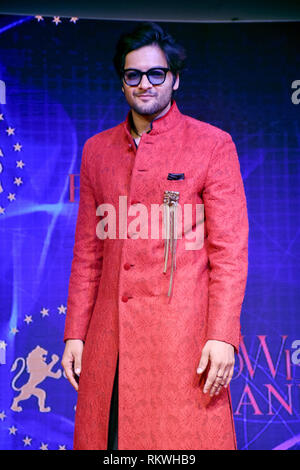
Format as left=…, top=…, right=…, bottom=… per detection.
left=138, top=74, right=153, bottom=89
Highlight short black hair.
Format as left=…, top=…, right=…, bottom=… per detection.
left=113, top=21, right=187, bottom=86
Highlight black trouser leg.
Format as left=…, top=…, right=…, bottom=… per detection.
left=107, top=354, right=119, bottom=450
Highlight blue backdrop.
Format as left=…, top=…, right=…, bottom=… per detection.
left=0, top=14, right=299, bottom=451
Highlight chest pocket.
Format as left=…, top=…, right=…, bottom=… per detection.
left=160, top=172, right=193, bottom=206
left=167, top=172, right=185, bottom=181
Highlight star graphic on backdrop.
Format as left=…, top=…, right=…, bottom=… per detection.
left=13, top=143, right=22, bottom=152
left=0, top=411, right=6, bottom=421
left=70, top=17, right=78, bottom=24
left=24, top=315, right=33, bottom=325
left=10, top=327, right=19, bottom=335
left=0, top=341, right=7, bottom=350
left=40, top=307, right=49, bottom=318
left=35, top=15, right=44, bottom=22
left=57, top=304, right=67, bottom=315
left=58, top=444, right=66, bottom=450
left=0, top=113, right=4, bottom=120
left=52, top=16, right=62, bottom=25
left=5, top=127, right=15, bottom=136
left=7, top=193, right=16, bottom=202
left=9, top=426, right=17, bottom=435
left=16, top=160, right=25, bottom=169
left=13, top=177, right=23, bottom=186
left=0, top=148, right=4, bottom=157
left=39, top=442, right=48, bottom=450
left=0, top=207, right=5, bottom=215
left=23, top=436, right=32, bottom=446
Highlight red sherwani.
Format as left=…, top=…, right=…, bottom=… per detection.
left=64, top=99, right=249, bottom=450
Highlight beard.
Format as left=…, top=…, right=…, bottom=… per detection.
left=126, top=87, right=174, bottom=117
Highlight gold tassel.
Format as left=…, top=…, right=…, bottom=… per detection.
left=163, top=190, right=179, bottom=297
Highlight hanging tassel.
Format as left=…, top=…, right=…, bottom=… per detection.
left=163, top=193, right=170, bottom=273
left=163, top=190, right=179, bottom=297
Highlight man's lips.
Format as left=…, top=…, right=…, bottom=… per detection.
left=137, top=94, right=154, bottom=98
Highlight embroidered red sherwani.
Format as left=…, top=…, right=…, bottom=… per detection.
left=64, top=99, right=249, bottom=450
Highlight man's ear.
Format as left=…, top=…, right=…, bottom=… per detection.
left=172, top=73, right=179, bottom=89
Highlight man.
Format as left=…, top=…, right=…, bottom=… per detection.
left=62, top=21, right=249, bottom=450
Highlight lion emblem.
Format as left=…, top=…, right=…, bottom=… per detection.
left=10, top=345, right=62, bottom=412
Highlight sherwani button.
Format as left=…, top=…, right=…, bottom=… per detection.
left=123, top=263, right=131, bottom=270
left=121, top=295, right=129, bottom=302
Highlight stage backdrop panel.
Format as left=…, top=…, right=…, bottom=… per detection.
left=0, top=14, right=299, bottom=450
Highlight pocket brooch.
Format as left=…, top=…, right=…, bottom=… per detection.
left=163, top=190, right=180, bottom=298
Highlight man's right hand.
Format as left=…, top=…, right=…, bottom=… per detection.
left=61, top=339, right=84, bottom=391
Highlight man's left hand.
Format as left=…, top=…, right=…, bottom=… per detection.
left=196, top=340, right=235, bottom=397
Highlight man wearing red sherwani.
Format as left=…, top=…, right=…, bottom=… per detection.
left=62, top=22, right=249, bottom=450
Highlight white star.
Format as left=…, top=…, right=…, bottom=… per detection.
left=10, top=327, right=19, bottom=335
left=58, top=444, right=66, bottom=450
left=0, top=341, right=7, bottom=349
left=70, top=17, right=78, bottom=24
left=9, top=426, right=17, bottom=435
left=39, top=442, right=48, bottom=450
left=35, top=15, right=44, bottom=22
left=7, top=193, right=16, bottom=202
left=23, top=436, right=32, bottom=446
left=24, top=315, right=33, bottom=325
left=0, top=411, right=7, bottom=421
left=0, top=148, right=4, bottom=157
left=40, top=307, right=49, bottom=318
left=13, top=143, right=22, bottom=152
left=57, top=304, right=67, bottom=314
left=13, top=177, right=23, bottom=186
left=6, top=127, right=15, bottom=136
left=0, top=206, right=5, bottom=215
left=0, top=113, right=4, bottom=120
left=16, top=160, right=25, bottom=169
left=52, top=16, right=62, bottom=25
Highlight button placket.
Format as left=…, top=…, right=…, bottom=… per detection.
left=120, top=135, right=150, bottom=307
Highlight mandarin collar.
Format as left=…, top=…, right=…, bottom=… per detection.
left=123, top=99, right=182, bottom=139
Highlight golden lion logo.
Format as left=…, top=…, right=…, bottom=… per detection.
left=10, top=345, right=62, bottom=412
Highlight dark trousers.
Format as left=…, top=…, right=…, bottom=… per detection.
left=107, top=354, right=118, bottom=450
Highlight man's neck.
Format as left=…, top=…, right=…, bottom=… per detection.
left=130, top=100, right=172, bottom=137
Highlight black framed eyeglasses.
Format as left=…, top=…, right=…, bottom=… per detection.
left=122, top=67, right=170, bottom=86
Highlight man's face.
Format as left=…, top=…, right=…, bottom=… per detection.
left=121, top=44, right=179, bottom=116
